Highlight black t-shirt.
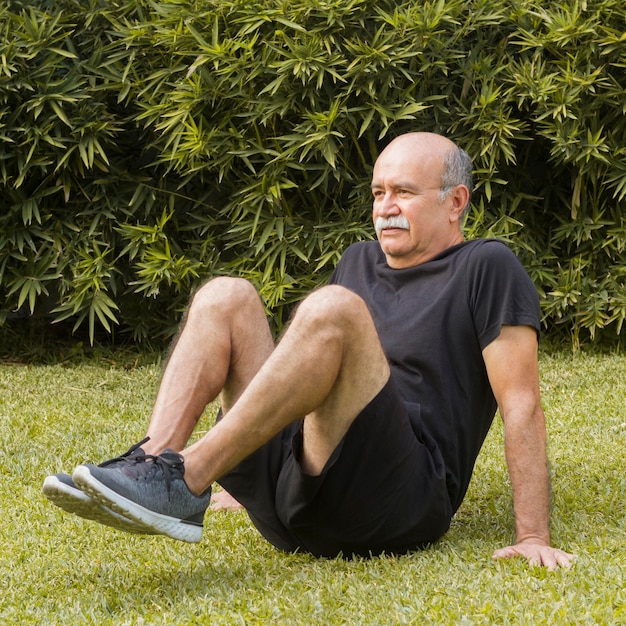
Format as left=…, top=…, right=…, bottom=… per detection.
left=329, top=239, right=541, bottom=510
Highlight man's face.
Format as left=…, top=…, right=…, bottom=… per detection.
left=371, top=135, right=462, bottom=269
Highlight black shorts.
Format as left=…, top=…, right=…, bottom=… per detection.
left=217, top=376, right=453, bottom=558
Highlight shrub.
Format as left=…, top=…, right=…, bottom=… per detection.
left=1, top=0, right=625, bottom=347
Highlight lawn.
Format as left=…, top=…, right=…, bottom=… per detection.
left=0, top=351, right=624, bottom=624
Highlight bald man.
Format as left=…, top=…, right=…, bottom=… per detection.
left=44, top=132, right=572, bottom=569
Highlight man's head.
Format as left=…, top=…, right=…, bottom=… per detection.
left=371, top=132, right=473, bottom=269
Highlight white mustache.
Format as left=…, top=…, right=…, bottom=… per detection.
left=375, top=215, right=410, bottom=235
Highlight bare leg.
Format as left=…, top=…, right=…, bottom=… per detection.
left=181, top=284, right=391, bottom=494
left=142, top=277, right=275, bottom=455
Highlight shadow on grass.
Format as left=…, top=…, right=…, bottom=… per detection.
left=0, top=321, right=163, bottom=367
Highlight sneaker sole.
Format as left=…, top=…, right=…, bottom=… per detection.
left=72, top=465, right=203, bottom=543
left=42, top=475, right=157, bottom=535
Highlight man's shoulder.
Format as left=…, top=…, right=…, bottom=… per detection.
left=340, top=240, right=382, bottom=261
left=344, top=239, right=380, bottom=252
left=457, top=238, right=514, bottom=254
left=449, top=238, right=521, bottom=266
left=330, top=240, right=382, bottom=286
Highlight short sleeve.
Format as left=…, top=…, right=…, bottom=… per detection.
left=464, top=241, right=541, bottom=350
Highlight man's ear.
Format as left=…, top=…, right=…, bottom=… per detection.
left=449, top=185, right=470, bottom=223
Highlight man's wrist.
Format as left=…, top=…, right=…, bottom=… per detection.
left=515, top=533, right=551, bottom=546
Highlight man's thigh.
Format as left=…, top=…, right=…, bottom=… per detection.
left=218, top=376, right=453, bottom=557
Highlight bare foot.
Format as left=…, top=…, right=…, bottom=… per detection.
left=210, top=490, right=244, bottom=511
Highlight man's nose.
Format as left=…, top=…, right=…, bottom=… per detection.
left=378, top=192, right=400, bottom=215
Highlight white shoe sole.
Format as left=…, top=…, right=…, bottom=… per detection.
left=42, top=475, right=156, bottom=535
left=72, top=466, right=203, bottom=543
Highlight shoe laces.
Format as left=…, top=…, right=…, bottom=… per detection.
left=100, top=437, right=151, bottom=468
left=123, top=450, right=185, bottom=496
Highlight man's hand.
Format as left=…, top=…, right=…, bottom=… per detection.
left=492, top=540, right=574, bottom=570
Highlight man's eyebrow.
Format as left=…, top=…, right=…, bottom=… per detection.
left=371, top=181, right=419, bottom=191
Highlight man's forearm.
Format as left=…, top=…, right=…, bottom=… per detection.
left=504, top=407, right=551, bottom=544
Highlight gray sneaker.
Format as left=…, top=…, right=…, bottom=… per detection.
left=72, top=450, right=212, bottom=543
left=42, top=438, right=155, bottom=534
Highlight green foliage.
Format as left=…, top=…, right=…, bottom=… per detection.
left=0, top=0, right=625, bottom=346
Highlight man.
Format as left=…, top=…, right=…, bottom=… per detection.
left=44, top=132, right=572, bottom=569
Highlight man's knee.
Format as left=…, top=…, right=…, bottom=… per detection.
left=189, top=277, right=261, bottom=317
left=294, top=285, right=371, bottom=329
left=183, top=276, right=265, bottom=323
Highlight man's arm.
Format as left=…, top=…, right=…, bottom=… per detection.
left=482, top=325, right=573, bottom=570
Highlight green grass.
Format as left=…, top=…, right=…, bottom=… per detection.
left=1, top=351, right=625, bottom=624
